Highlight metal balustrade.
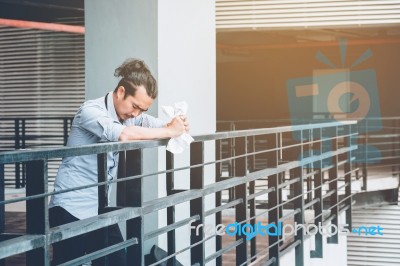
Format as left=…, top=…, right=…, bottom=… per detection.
left=0, top=117, right=74, bottom=189
left=218, top=116, right=400, bottom=194
left=0, top=120, right=357, bottom=265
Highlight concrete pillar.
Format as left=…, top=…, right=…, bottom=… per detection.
left=85, top=0, right=216, bottom=263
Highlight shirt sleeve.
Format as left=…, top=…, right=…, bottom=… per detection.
left=76, top=104, right=126, bottom=142
left=140, top=114, right=166, bottom=128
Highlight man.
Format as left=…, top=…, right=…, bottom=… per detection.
left=49, top=59, right=189, bottom=265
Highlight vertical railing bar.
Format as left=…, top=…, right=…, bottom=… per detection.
left=230, top=122, right=236, bottom=178
left=397, top=119, right=400, bottom=180
left=215, top=139, right=222, bottom=266
left=248, top=136, right=256, bottom=262
left=306, top=129, right=312, bottom=205
left=26, top=159, right=50, bottom=266
left=14, top=119, right=20, bottom=189
left=310, top=127, right=323, bottom=258
left=126, top=149, right=144, bottom=266
left=276, top=132, right=283, bottom=232
left=21, top=119, right=26, bottom=187
left=97, top=153, right=108, bottom=211
left=293, top=129, right=304, bottom=266
left=97, top=153, right=109, bottom=265
left=166, top=151, right=175, bottom=266
left=344, top=124, right=353, bottom=233
left=278, top=175, right=283, bottom=244
left=267, top=133, right=279, bottom=265
left=362, top=119, right=368, bottom=190
left=117, top=151, right=127, bottom=207
left=63, top=118, right=68, bottom=146
left=279, top=132, right=283, bottom=161
left=21, top=119, right=26, bottom=149
left=190, top=141, right=205, bottom=265
left=327, top=126, right=339, bottom=244
left=251, top=136, right=256, bottom=171
left=235, top=136, right=247, bottom=265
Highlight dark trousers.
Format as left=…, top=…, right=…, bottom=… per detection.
left=49, top=206, right=127, bottom=266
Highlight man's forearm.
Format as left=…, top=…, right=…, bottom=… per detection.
left=119, top=125, right=173, bottom=141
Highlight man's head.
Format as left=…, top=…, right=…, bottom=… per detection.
left=113, top=59, right=157, bottom=121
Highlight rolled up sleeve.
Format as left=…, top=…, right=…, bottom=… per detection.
left=140, top=114, right=166, bottom=128
left=77, top=105, right=126, bottom=141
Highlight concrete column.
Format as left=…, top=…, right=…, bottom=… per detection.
left=85, top=0, right=216, bottom=263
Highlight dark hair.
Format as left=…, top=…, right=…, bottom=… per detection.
left=114, top=58, right=158, bottom=99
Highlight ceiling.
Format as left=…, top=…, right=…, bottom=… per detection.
left=217, top=26, right=400, bottom=46
left=216, top=26, right=400, bottom=62
left=0, top=0, right=399, bottom=55
left=0, top=0, right=83, bottom=25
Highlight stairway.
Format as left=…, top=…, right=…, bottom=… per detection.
left=348, top=204, right=400, bottom=266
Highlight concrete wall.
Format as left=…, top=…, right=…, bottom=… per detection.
left=156, top=1, right=216, bottom=264
left=85, top=1, right=158, bottom=101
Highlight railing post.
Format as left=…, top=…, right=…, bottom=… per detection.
left=26, top=160, right=49, bottom=266
left=234, top=136, right=247, bottom=265
left=166, top=151, right=175, bottom=266
left=14, top=119, right=21, bottom=189
left=311, top=128, right=323, bottom=259
left=190, top=141, right=205, bottom=265
left=63, top=118, right=69, bottom=146
left=293, top=129, right=304, bottom=266
left=96, top=153, right=110, bottom=265
left=344, top=124, right=353, bottom=231
left=117, top=151, right=127, bottom=207
left=267, top=133, right=280, bottom=265
left=97, top=153, right=108, bottom=212
left=215, top=139, right=222, bottom=266
left=117, top=150, right=146, bottom=265
left=248, top=136, right=256, bottom=262
left=327, top=127, right=339, bottom=244
left=21, top=119, right=26, bottom=187
left=361, top=119, right=368, bottom=191
left=293, top=165, right=304, bottom=266
left=125, top=149, right=144, bottom=266
left=396, top=119, right=400, bottom=186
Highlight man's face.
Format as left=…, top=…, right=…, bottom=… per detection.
left=114, top=85, right=153, bottom=121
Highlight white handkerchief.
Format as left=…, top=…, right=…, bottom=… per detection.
left=162, top=101, right=194, bottom=154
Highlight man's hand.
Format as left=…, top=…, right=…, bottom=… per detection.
left=166, top=115, right=190, bottom=138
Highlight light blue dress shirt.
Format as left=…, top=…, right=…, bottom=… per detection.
left=49, top=92, right=164, bottom=219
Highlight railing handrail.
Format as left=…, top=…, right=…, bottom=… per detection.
left=0, top=120, right=356, bottom=164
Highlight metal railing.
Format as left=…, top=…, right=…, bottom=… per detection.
left=0, top=120, right=357, bottom=265
left=0, top=117, right=73, bottom=188
left=218, top=116, right=400, bottom=193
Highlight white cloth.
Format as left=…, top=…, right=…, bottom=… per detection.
left=162, top=101, right=194, bottom=154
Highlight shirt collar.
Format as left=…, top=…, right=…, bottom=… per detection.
left=106, top=91, right=123, bottom=124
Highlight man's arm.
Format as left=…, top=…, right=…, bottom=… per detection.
left=119, top=116, right=188, bottom=141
